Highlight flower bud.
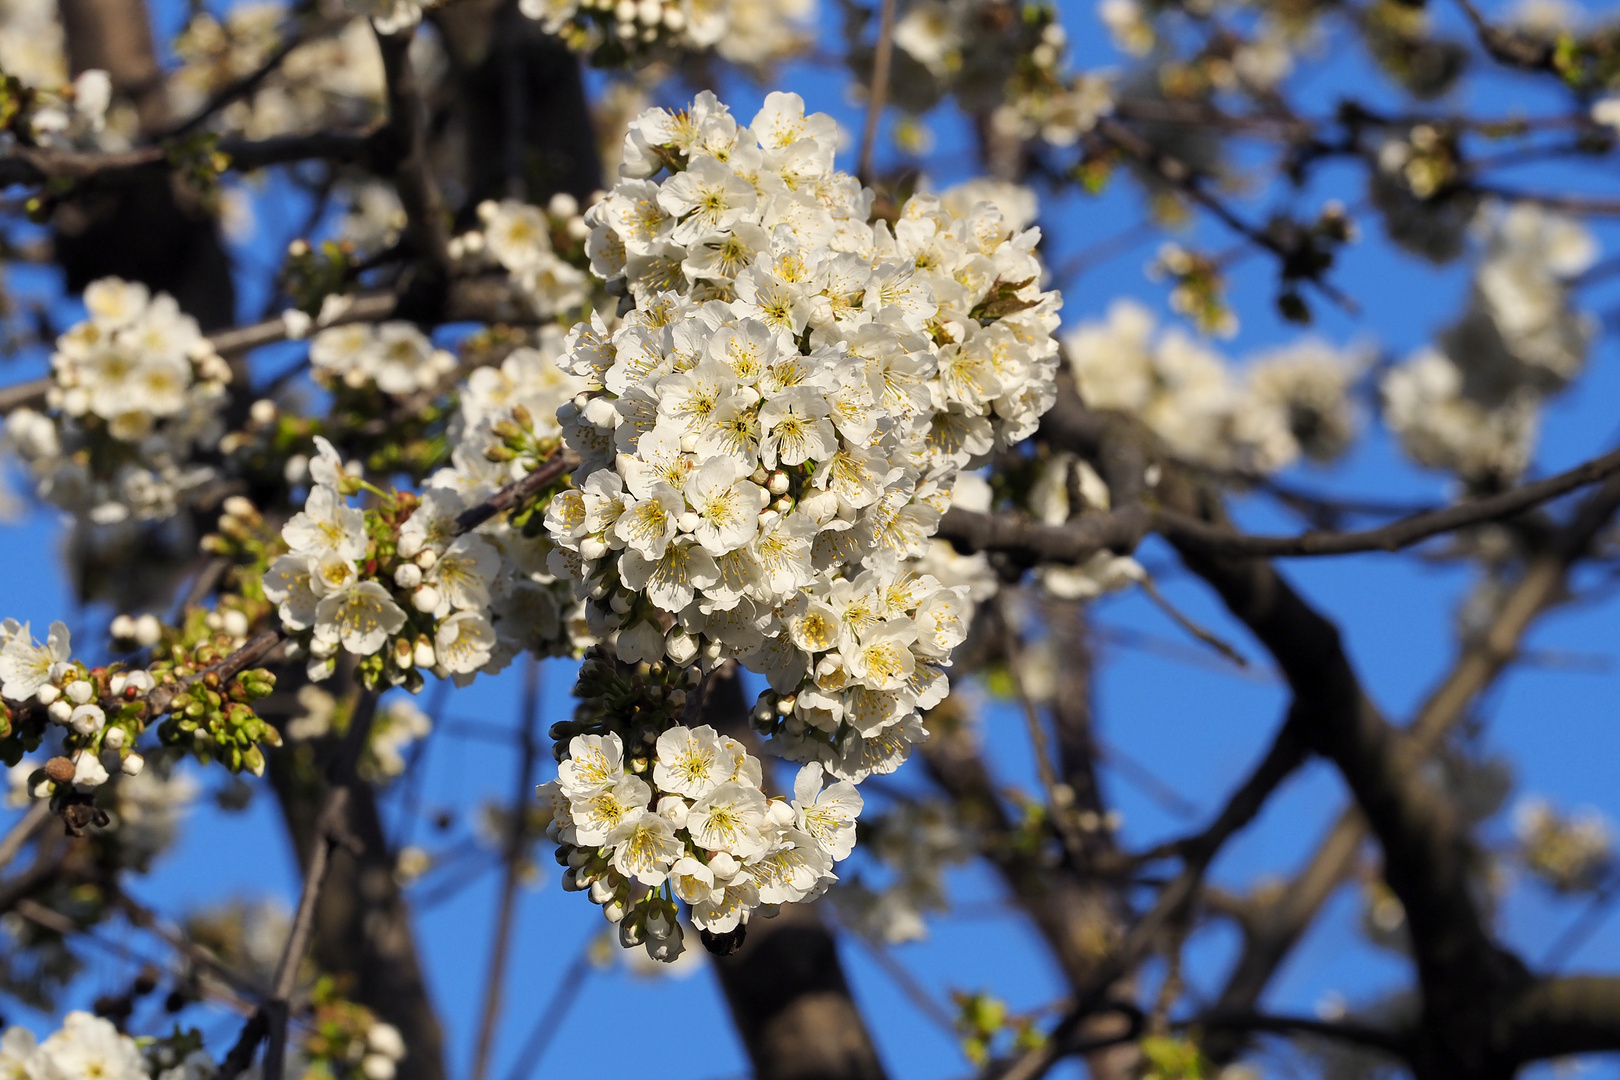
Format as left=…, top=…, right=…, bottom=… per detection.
left=618, top=917, right=645, bottom=948
left=134, top=615, right=162, bottom=647
left=561, top=867, right=585, bottom=891
left=414, top=638, right=437, bottom=668
left=121, top=753, right=145, bottom=777
left=393, top=638, right=414, bottom=669
left=109, top=614, right=136, bottom=641
left=767, top=471, right=790, bottom=496
left=665, top=628, right=699, bottom=666
left=602, top=900, right=626, bottom=923
left=767, top=800, right=796, bottom=827
left=103, top=726, right=126, bottom=750
left=249, top=399, right=278, bottom=425
left=69, top=704, right=104, bottom=736
left=645, top=924, right=685, bottom=963
left=35, top=684, right=59, bottom=706
left=657, top=796, right=688, bottom=829
left=589, top=878, right=615, bottom=904
left=411, top=586, right=442, bottom=613
left=66, top=681, right=92, bottom=706
left=415, top=548, right=438, bottom=570
left=395, top=563, right=423, bottom=589
left=708, top=852, right=740, bottom=879
left=47, top=700, right=72, bottom=725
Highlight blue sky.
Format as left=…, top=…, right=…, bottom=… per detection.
left=4, top=0, right=1620, bottom=1077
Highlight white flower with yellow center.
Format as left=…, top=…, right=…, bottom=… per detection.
left=605, top=811, right=684, bottom=886
left=313, top=581, right=408, bottom=656
left=792, top=762, right=864, bottom=861
left=570, top=774, right=652, bottom=847
left=686, top=781, right=769, bottom=857
left=557, top=733, right=624, bottom=797
left=0, top=620, right=71, bottom=702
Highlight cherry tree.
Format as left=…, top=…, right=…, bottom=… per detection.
left=0, top=0, right=1615, bottom=1078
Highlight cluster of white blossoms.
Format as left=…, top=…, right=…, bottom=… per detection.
left=6, top=279, right=233, bottom=525
left=520, top=0, right=813, bottom=70
left=832, top=796, right=973, bottom=944
left=0, top=619, right=149, bottom=792
left=538, top=728, right=861, bottom=961
left=891, top=2, right=1111, bottom=148
left=0, top=1012, right=148, bottom=1080
left=1382, top=203, right=1596, bottom=482
left=271, top=323, right=593, bottom=688
left=1514, top=797, right=1616, bottom=894
left=545, top=90, right=1061, bottom=785
left=1066, top=300, right=1359, bottom=474
left=309, top=321, right=457, bottom=395
left=168, top=6, right=389, bottom=140
left=453, top=198, right=591, bottom=320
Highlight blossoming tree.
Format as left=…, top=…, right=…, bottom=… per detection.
left=0, top=0, right=1617, bottom=1077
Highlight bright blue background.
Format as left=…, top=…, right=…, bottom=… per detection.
left=3, top=0, right=1620, bottom=1076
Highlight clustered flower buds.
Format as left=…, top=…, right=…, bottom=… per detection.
left=6, top=278, right=232, bottom=524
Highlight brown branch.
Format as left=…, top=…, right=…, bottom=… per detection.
left=468, top=657, right=544, bottom=1080
left=1184, top=1011, right=1410, bottom=1056
left=937, top=505, right=1149, bottom=566
left=262, top=690, right=378, bottom=1080
left=856, top=0, right=899, bottom=185
left=1157, top=444, right=1620, bottom=558
left=162, top=17, right=350, bottom=140
left=0, top=801, right=51, bottom=871
left=374, top=27, right=452, bottom=316
left=0, top=132, right=373, bottom=188
left=1205, top=474, right=1620, bottom=1051
left=453, top=450, right=579, bottom=533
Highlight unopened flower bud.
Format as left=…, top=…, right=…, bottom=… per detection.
left=35, top=684, right=59, bottom=706
left=69, top=704, right=104, bottom=735
left=47, top=700, right=72, bottom=725
left=109, top=614, right=136, bottom=641
left=589, top=878, right=616, bottom=904
left=708, top=852, right=740, bottom=879
left=414, top=638, right=436, bottom=668
left=415, top=549, right=438, bottom=570
left=411, top=586, right=442, bottom=613
left=603, top=900, right=626, bottom=923
left=395, top=562, right=423, bottom=589
left=249, top=398, right=278, bottom=425
left=65, top=681, right=92, bottom=706
left=103, top=726, right=126, bottom=750
left=121, top=753, right=145, bottom=777
left=133, top=615, right=162, bottom=647
left=393, top=638, right=414, bottom=668
left=767, top=471, right=790, bottom=496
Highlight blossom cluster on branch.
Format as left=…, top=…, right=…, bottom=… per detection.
left=538, top=725, right=861, bottom=961
left=6, top=280, right=233, bottom=524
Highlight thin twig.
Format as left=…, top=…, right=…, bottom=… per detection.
left=469, top=657, right=545, bottom=1080
left=1156, top=443, right=1620, bottom=558
left=498, top=943, right=594, bottom=1080
left=262, top=691, right=379, bottom=1080
left=998, top=597, right=1090, bottom=867
left=1138, top=577, right=1250, bottom=669
left=856, top=0, right=900, bottom=185
left=0, top=802, right=51, bottom=872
